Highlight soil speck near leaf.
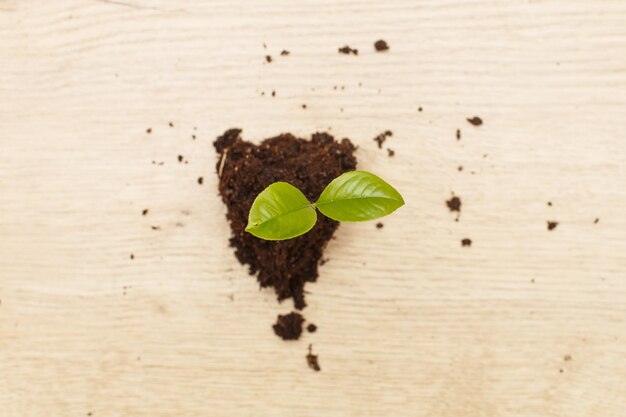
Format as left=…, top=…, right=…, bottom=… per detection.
left=197, top=177, right=204, bottom=185
left=273, top=312, right=304, bottom=340
left=467, top=116, right=483, bottom=126
left=594, top=218, right=600, bottom=224
left=461, top=238, right=472, bottom=247
left=146, top=128, right=152, bottom=134
left=338, top=45, right=358, bottom=55
left=307, top=323, right=317, bottom=333
left=373, top=130, right=393, bottom=148
left=169, top=122, right=174, bottom=127
left=142, top=209, right=149, bottom=216
left=456, top=129, right=461, bottom=140
left=280, top=50, right=290, bottom=56
left=376, top=222, right=384, bottom=229
left=265, top=55, right=272, bottom=63
left=374, top=39, right=389, bottom=51
left=387, top=148, right=395, bottom=157
left=307, top=344, right=321, bottom=371
left=214, top=129, right=357, bottom=310
left=547, top=221, right=559, bottom=231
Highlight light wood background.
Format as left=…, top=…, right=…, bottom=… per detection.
left=2, top=1, right=626, bottom=416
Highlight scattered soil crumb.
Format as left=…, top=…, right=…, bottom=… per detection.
left=197, top=177, right=204, bottom=185
left=559, top=368, right=564, bottom=373
left=307, top=323, right=317, bottom=333
left=373, top=130, right=393, bottom=148
left=271, top=90, right=276, bottom=97
left=263, top=43, right=267, bottom=49
left=387, top=148, right=395, bottom=157
left=320, top=258, right=329, bottom=266
left=273, top=312, right=304, bottom=340
left=594, top=218, right=600, bottom=224
left=151, top=226, right=161, bottom=231
left=374, top=39, right=389, bottom=51
left=376, top=222, right=384, bottom=229
left=177, top=155, right=184, bottom=163
left=338, top=45, right=358, bottom=55
left=192, top=134, right=196, bottom=140
left=446, top=196, right=462, bottom=213
left=280, top=50, right=290, bottom=56
left=146, top=128, right=152, bottom=134
left=130, top=253, right=134, bottom=260
left=214, top=129, right=357, bottom=309
left=467, top=116, right=483, bottom=126
left=265, top=55, right=272, bottom=63
left=456, top=129, right=461, bottom=140
left=169, top=122, right=174, bottom=127
left=564, top=354, right=572, bottom=361
left=483, top=154, right=488, bottom=158
left=418, top=107, right=423, bottom=112
left=142, top=209, right=149, bottom=216
left=306, top=344, right=321, bottom=371
left=461, top=238, right=472, bottom=247
left=302, top=104, right=307, bottom=109
left=151, top=161, right=164, bottom=165
left=547, top=201, right=552, bottom=206
left=547, top=221, right=559, bottom=231
left=531, top=278, right=535, bottom=283
left=458, top=166, right=463, bottom=171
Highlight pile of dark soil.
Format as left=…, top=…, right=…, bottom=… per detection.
left=214, top=129, right=357, bottom=310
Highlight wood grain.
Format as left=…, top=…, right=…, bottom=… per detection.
left=2, top=1, right=626, bottom=415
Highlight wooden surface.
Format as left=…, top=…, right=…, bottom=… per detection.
left=2, top=1, right=626, bottom=415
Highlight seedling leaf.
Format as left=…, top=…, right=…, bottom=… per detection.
left=245, top=182, right=317, bottom=240
left=315, top=171, right=404, bottom=222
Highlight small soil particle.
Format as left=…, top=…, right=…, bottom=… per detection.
left=446, top=196, right=462, bottom=212
left=146, top=128, right=152, bottom=134
left=376, top=222, right=384, bottom=229
left=306, top=344, right=321, bottom=371
left=130, top=254, right=135, bottom=260
left=151, top=225, right=161, bottom=230
left=214, top=129, right=357, bottom=309
left=273, top=312, right=304, bottom=340
left=456, top=129, right=461, bottom=140
left=373, top=130, right=393, bottom=149
left=271, top=90, right=276, bottom=97
left=338, top=45, right=358, bottom=55
left=458, top=166, right=463, bottom=171
left=177, top=155, right=184, bottom=163
left=461, top=238, right=472, bottom=247
left=307, top=323, right=317, bottom=333
left=547, top=221, right=559, bottom=231
left=197, top=177, right=204, bottom=185
left=302, top=104, right=307, bottom=109
left=280, top=50, right=290, bottom=56
left=387, top=148, right=395, bottom=157
left=265, top=55, right=272, bottom=63
left=547, top=201, right=552, bottom=206
left=192, top=134, right=196, bottom=140
left=374, top=39, right=389, bottom=51
left=169, top=122, right=174, bottom=127
left=594, top=218, right=600, bottom=224
left=564, top=354, right=572, bottom=361
left=142, top=209, right=149, bottom=216
left=418, top=107, right=423, bottom=112
left=467, top=116, right=483, bottom=126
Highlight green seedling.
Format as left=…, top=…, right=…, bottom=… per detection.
left=245, top=170, right=404, bottom=240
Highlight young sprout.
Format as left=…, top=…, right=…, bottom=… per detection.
left=245, top=170, right=404, bottom=240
